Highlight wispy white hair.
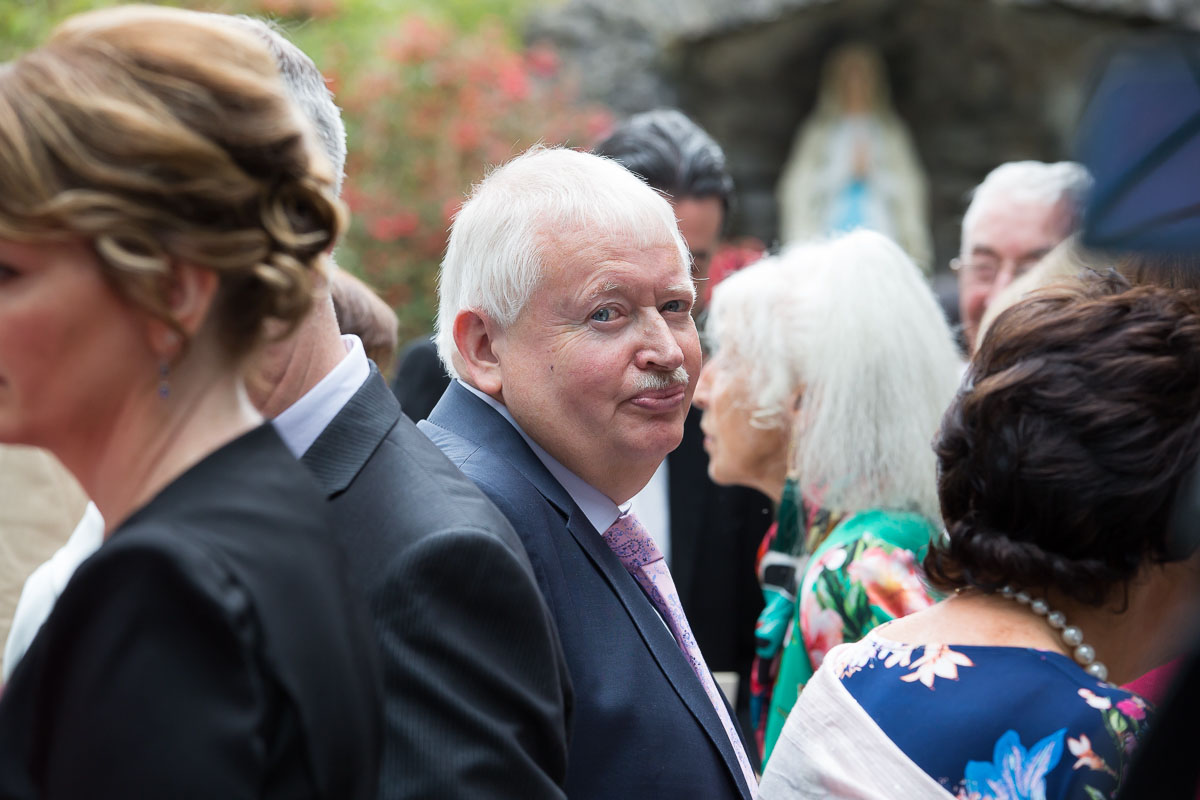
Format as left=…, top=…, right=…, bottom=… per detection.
left=705, top=229, right=962, bottom=519
left=436, top=146, right=690, bottom=376
left=962, top=160, right=1092, bottom=244
left=222, top=15, right=347, bottom=194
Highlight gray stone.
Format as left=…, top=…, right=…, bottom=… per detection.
left=529, top=0, right=1196, bottom=270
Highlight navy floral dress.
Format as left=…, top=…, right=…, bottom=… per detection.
left=836, top=633, right=1152, bottom=799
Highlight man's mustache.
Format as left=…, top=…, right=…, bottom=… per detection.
left=633, top=367, right=689, bottom=392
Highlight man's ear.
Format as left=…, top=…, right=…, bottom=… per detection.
left=146, top=262, right=219, bottom=360
left=453, top=309, right=504, bottom=397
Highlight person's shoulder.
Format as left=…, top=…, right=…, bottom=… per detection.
left=836, top=508, right=936, bottom=551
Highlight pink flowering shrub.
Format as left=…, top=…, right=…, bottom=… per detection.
left=312, top=13, right=612, bottom=342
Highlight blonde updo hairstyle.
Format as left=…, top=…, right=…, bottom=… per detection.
left=0, top=5, right=345, bottom=360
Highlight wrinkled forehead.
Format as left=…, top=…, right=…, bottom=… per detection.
left=963, top=197, right=1074, bottom=256
left=537, top=222, right=690, bottom=279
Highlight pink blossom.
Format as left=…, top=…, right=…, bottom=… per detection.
left=846, top=546, right=934, bottom=619
left=1117, top=697, right=1146, bottom=720
left=800, top=592, right=844, bottom=669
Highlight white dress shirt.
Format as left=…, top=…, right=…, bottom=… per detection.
left=458, top=380, right=623, bottom=536
left=628, top=459, right=672, bottom=565
left=273, top=335, right=370, bottom=458
left=3, top=502, right=105, bottom=682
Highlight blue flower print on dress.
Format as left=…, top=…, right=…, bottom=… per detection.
left=963, top=728, right=1066, bottom=800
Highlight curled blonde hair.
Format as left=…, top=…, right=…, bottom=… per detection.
left=0, top=5, right=346, bottom=358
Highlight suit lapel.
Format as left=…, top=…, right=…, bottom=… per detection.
left=427, top=383, right=752, bottom=797
left=562, top=510, right=752, bottom=796
left=300, top=364, right=399, bottom=497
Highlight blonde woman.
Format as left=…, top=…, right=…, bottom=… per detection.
left=0, top=7, right=380, bottom=796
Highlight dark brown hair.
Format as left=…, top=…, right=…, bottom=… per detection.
left=925, top=276, right=1200, bottom=606
left=1116, top=252, right=1200, bottom=291
left=330, top=270, right=398, bottom=372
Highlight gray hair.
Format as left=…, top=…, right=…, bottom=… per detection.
left=222, top=15, right=347, bottom=194
left=962, top=160, right=1092, bottom=243
left=704, top=229, right=962, bottom=519
left=435, top=146, right=690, bottom=377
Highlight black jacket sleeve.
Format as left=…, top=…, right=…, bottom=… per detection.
left=27, top=544, right=266, bottom=799
left=372, top=528, right=572, bottom=799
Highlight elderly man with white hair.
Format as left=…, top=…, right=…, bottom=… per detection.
left=420, top=146, right=758, bottom=800
left=954, top=160, right=1091, bottom=351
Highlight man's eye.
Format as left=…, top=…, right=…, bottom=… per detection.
left=591, top=308, right=615, bottom=322
left=662, top=300, right=687, bottom=313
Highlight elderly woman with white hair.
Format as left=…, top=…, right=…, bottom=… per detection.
left=693, top=229, right=962, bottom=765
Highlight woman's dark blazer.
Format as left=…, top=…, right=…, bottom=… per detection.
left=0, top=424, right=382, bottom=799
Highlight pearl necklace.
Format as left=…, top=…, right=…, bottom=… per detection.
left=1000, top=586, right=1109, bottom=682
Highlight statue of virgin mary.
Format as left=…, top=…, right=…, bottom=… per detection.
left=776, top=44, right=933, bottom=272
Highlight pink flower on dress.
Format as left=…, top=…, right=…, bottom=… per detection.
left=800, top=591, right=844, bottom=670
left=1078, top=688, right=1112, bottom=710
left=1067, top=734, right=1115, bottom=775
left=846, top=545, right=934, bottom=619
left=1117, top=697, right=1147, bottom=720
left=899, top=644, right=974, bottom=689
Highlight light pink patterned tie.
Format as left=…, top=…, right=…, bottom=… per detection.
left=603, top=511, right=759, bottom=794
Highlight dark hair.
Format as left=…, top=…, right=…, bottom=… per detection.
left=592, top=109, right=734, bottom=214
left=331, top=270, right=398, bottom=371
left=1116, top=252, right=1200, bottom=291
left=925, top=276, right=1200, bottom=606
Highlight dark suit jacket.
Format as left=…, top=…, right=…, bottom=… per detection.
left=301, top=367, right=572, bottom=799
left=393, top=339, right=771, bottom=720
left=421, top=382, right=755, bottom=800
left=0, top=425, right=381, bottom=799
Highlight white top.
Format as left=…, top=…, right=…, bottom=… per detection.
left=3, top=501, right=105, bottom=682
left=458, top=380, right=623, bottom=536
left=1, top=337, right=371, bottom=682
left=628, top=459, right=671, bottom=565
left=273, top=335, right=370, bottom=458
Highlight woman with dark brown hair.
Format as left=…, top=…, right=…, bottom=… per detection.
left=0, top=6, right=380, bottom=797
left=761, top=278, right=1200, bottom=799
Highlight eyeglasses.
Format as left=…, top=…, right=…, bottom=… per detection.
left=950, top=255, right=1044, bottom=285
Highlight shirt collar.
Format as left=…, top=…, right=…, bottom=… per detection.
left=458, top=379, right=623, bottom=535
left=273, top=335, right=371, bottom=458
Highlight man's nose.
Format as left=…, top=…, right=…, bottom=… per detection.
left=636, top=311, right=685, bottom=372
left=693, top=363, right=713, bottom=409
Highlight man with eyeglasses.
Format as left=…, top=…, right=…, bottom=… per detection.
left=953, top=161, right=1092, bottom=352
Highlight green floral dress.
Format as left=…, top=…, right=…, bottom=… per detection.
left=761, top=507, right=938, bottom=765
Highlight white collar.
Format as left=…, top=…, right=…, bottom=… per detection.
left=273, top=335, right=371, bottom=458
left=458, top=379, right=624, bottom=535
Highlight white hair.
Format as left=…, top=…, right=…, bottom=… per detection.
left=704, top=229, right=963, bottom=520
left=436, top=146, right=690, bottom=376
left=962, top=160, right=1092, bottom=243
left=223, top=15, right=347, bottom=194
